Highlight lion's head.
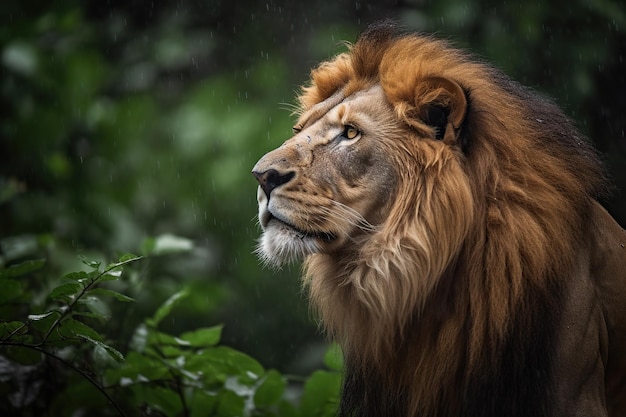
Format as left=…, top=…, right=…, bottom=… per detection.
left=253, top=22, right=614, bottom=416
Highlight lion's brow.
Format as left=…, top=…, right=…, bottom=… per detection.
left=297, top=89, right=345, bottom=130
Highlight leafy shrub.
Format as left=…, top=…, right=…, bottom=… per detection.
left=0, top=237, right=341, bottom=417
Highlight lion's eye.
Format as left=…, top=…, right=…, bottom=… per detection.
left=292, top=126, right=302, bottom=134
left=342, top=125, right=360, bottom=140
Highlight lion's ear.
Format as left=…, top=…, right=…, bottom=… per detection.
left=415, top=77, right=467, bottom=144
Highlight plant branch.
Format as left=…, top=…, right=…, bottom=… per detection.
left=41, top=256, right=144, bottom=344
left=1, top=342, right=127, bottom=417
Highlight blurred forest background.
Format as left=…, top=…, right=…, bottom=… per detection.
left=2, top=0, right=626, bottom=415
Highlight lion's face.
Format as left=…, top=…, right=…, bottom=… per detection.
left=253, top=85, right=403, bottom=265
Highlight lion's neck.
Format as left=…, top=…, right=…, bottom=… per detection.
left=304, top=223, right=566, bottom=417
left=305, top=250, right=467, bottom=415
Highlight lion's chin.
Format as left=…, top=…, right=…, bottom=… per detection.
left=257, top=218, right=331, bottom=268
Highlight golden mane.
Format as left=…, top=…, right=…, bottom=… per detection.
left=297, top=22, right=609, bottom=416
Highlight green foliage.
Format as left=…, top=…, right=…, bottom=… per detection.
left=1, top=1, right=624, bottom=416
left=0, top=247, right=340, bottom=416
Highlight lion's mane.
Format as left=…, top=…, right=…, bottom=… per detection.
left=299, top=23, right=607, bottom=416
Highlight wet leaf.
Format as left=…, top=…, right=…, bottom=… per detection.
left=0, top=258, right=45, bottom=279
left=299, top=370, right=341, bottom=417
left=216, top=389, right=245, bottom=417
left=323, top=343, right=343, bottom=371
left=49, top=282, right=82, bottom=302
left=0, top=321, right=27, bottom=338
left=147, top=289, right=189, bottom=327
left=253, top=369, right=285, bottom=408
left=78, top=255, right=101, bottom=270
left=186, top=346, right=264, bottom=385
left=80, top=334, right=125, bottom=362
left=88, top=288, right=135, bottom=302
left=189, top=390, right=218, bottom=417
left=105, top=351, right=168, bottom=385
left=59, top=318, right=102, bottom=342
left=179, top=325, right=223, bottom=347
left=62, top=271, right=89, bottom=282
left=117, top=253, right=140, bottom=263
left=131, top=385, right=182, bottom=416
left=77, top=295, right=111, bottom=319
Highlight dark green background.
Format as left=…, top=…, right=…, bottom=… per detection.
left=2, top=0, right=625, bottom=375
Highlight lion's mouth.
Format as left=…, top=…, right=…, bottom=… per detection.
left=268, top=214, right=337, bottom=242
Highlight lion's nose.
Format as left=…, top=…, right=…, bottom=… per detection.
left=252, top=169, right=295, bottom=198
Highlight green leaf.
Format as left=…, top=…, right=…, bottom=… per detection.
left=118, top=253, right=140, bottom=263
left=148, top=289, right=189, bottom=327
left=59, top=318, right=102, bottom=342
left=72, top=310, right=108, bottom=321
left=179, top=325, right=223, bottom=347
left=131, top=385, right=182, bottom=417
left=323, top=343, right=343, bottom=371
left=186, top=346, right=264, bottom=385
left=216, top=389, right=245, bottom=417
left=189, top=390, right=218, bottom=417
left=276, top=399, right=298, bottom=417
left=29, top=312, right=59, bottom=335
left=76, top=295, right=111, bottom=319
left=88, top=288, right=135, bottom=302
left=299, top=370, right=341, bottom=417
left=49, top=282, right=82, bottom=302
left=97, top=269, right=123, bottom=282
left=104, top=254, right=143, bottom=271
left=0, top=258, right=45, bottom=279
left=78, top=255, right=101, bottom=270
left=80, top=334, right=125, bottom=362
left=98, top=254, right=143, bottom=282
left=4, top=345, right=42, bottom=365
left=0, top=321, right=27, bottom=338
left=253, top=369, right=285, bottom=408
left=105, top=351, right=169, bottom=385
left=0, top=278, right=22, bottom=303
left=62, top=271, right=89, bottom=282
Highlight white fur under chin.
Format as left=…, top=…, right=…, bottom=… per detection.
left=256, top=222, right=321, bottom=268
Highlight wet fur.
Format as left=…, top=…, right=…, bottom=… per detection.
left=298, top=22, right=609, bottom=416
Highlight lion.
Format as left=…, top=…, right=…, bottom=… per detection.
left=252, top=21, right=626, bottom=417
